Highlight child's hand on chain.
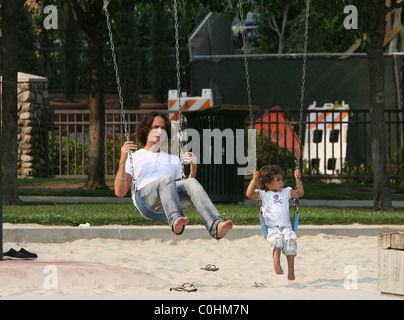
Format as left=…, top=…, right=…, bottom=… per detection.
left=294, top=169, right=302, bottom=181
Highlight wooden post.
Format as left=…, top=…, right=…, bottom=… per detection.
left=377, top=226, right=404, bottom=296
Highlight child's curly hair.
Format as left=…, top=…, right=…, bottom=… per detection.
left=136, top=112, right=171, bottom=146
left=258, top=165, right=283, bottom=191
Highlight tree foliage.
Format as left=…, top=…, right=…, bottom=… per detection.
left=314, top=0, right=404, bottom=211
left=114, top=6, right=141, bottom=109
left=18, top=3, right=41, bottom=74
left=9, top=0, right=403, bottom=209
left=60, top=3, right=80, bottom=102
left=150, top=2, right=171, bottom=103
left=253, top=0, right=360, bottom=54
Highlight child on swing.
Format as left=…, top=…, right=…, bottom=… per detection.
left=246, top=165, right=304, bottom=280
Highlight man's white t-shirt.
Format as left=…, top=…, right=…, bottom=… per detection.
left=258, top=187, right=292, bottom=228
left=125, top=149, right=182, bottom=190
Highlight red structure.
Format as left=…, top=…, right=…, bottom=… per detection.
left=254, top=106, right=301, bottom=156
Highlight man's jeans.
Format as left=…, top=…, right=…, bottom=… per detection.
left=139, top=175, right=223, bottom=239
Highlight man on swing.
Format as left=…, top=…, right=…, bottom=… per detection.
left=114, top=111, right=234, bottom=239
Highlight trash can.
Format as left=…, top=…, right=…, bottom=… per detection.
left=183, top=104, right=259, bottom=203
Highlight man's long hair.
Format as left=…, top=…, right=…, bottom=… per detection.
left=136, top=112, right=171, bottom=146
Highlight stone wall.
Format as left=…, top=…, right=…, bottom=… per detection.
left=16, top=73, right=49, bottom=178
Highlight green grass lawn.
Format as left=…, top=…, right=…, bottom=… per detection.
left=3, top=203, right=404, bottom=226
left=6, top=178, right=404, bottom=226
left=17, top=178, right=404, bottom=201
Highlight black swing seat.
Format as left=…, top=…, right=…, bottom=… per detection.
left=134, top=190, right=166, bottom=221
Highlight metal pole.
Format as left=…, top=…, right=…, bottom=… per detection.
left=191, top=52, right=404, bottom=61
left=0, top=84, right=3, bottom=261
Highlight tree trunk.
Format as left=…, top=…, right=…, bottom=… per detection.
left=69, top=0, right=108, bottom=190
left=278, top=5, right=289, bottom=55
left=367, top=1, right=392, bottom=211
left=267, top=5, right=289, bottom=55
left=1, top=0, right=22, bottom=205
left=82, top=34, right=108, bottom=190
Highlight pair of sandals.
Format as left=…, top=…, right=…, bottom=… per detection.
left=170, top=281, right=265, bottom=293
left=169, top=264, right=218, bottom=293
left=200, top=265, right=264, bottom=287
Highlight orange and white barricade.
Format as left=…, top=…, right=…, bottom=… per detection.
left=303, top=101, right=350, bottom=175
left=168, top=89, right=213, bottom=121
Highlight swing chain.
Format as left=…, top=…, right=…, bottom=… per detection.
left=238, top=0, right=253, bottom=112
left=295, top=0, right=310, bottom=203
left=173, top=0, right=186, bottom=179
left=238, top=0, right=257, bottom=171
left=174, top=0, right=182, bottom=111
left=103, top=0, right=136, bottom=183
left=104, top=1, right=128, bottom=142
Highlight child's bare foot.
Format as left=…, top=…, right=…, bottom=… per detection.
left=286, top=255, right=295, bottom=280
left=217, top=220, right=233, bottom=239
left=273, top=248, right=283, bottom=275
left=288, top=271, right=295, bottom=281
left=274, top=264, right=284, bottom=275
left=173, top=217, right=189, bottom=235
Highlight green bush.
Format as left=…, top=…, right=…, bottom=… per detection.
left=255, top=130, right=296, bottom=175
left=391, top=148, right=404, bottom=182
left=48, top=133, right=123, bottom=176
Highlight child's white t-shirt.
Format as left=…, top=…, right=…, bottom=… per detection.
left=258, top=187, right=292, bottom=228
left=125, top=149, right=182, bottom=190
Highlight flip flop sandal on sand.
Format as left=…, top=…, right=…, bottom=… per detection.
left=252, top=282, right=264, bottom=287
left=170, top=282, right=198, bottom=293
left=200, top=264, right=219, bottom=271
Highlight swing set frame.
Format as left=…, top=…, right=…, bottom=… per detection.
left=103, top=0, right=310, bottom=233
left=0, top=0, right=311, bottom=260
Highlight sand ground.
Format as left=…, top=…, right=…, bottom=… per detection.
left=1, top=233, right=401, bottom=300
